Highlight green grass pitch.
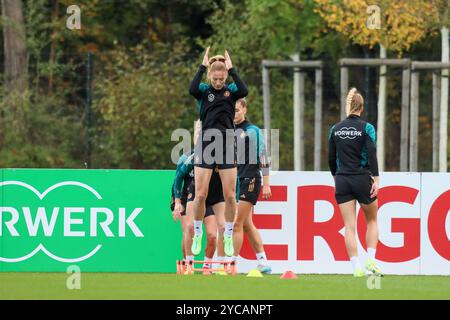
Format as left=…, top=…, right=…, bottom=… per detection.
left=0, top=273, right=449, bottom=300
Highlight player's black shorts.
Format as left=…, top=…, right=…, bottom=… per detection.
left=186, top=191, right=216, bottom=218
left=194, top=130, right=236, bottom=170
left=335, top=174, right=377, bottom=205
left=170, top=196, right=187, bottom=216
left=239, top=176, right=261, bottom=205
left=204, top=206, right=215, bottom=218
left=187, top=169, right=224, bottom=208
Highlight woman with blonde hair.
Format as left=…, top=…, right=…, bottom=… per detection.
left=328, top=88, right=383, bottom=277
left=189, top=47, right=248, bottom=257
left=233, top=98, right=272, bottom=273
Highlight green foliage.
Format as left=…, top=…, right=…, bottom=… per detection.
left=93, top=41, right=196, bottom=169
left=0, top=90, right=84, bottom=168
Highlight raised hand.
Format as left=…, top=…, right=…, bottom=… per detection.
left=202, top=46, right=211, bottom=67
left=224, top=50, right=233, bottom=70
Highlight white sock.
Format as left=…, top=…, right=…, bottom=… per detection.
left=194, top=220, right=203, bottom=236
left=216, top=256, right=225, bottom=269
left=256, top=252, right=268, bottom=264
left=203, top=256, right=212, bottom=268
left=367, top=248, right=376, bottom=261
left=350, top=256, right=361, bottom=271
left=186, top=255, right=194, bottom=262
left=224, top=222, right=234, bottom=237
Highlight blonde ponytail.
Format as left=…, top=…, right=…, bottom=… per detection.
left=346, top=87, right=364, bottom=116
left=346, top=88, right=357, bottom=116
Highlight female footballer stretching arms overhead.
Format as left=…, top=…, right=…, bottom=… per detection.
left=189, top=47, right=248, bottom=257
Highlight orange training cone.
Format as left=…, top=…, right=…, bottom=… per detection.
left=280, top=270, right=298, bottom=279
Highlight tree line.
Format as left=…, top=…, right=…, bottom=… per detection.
left=1, top=0, right=449, bottom=171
